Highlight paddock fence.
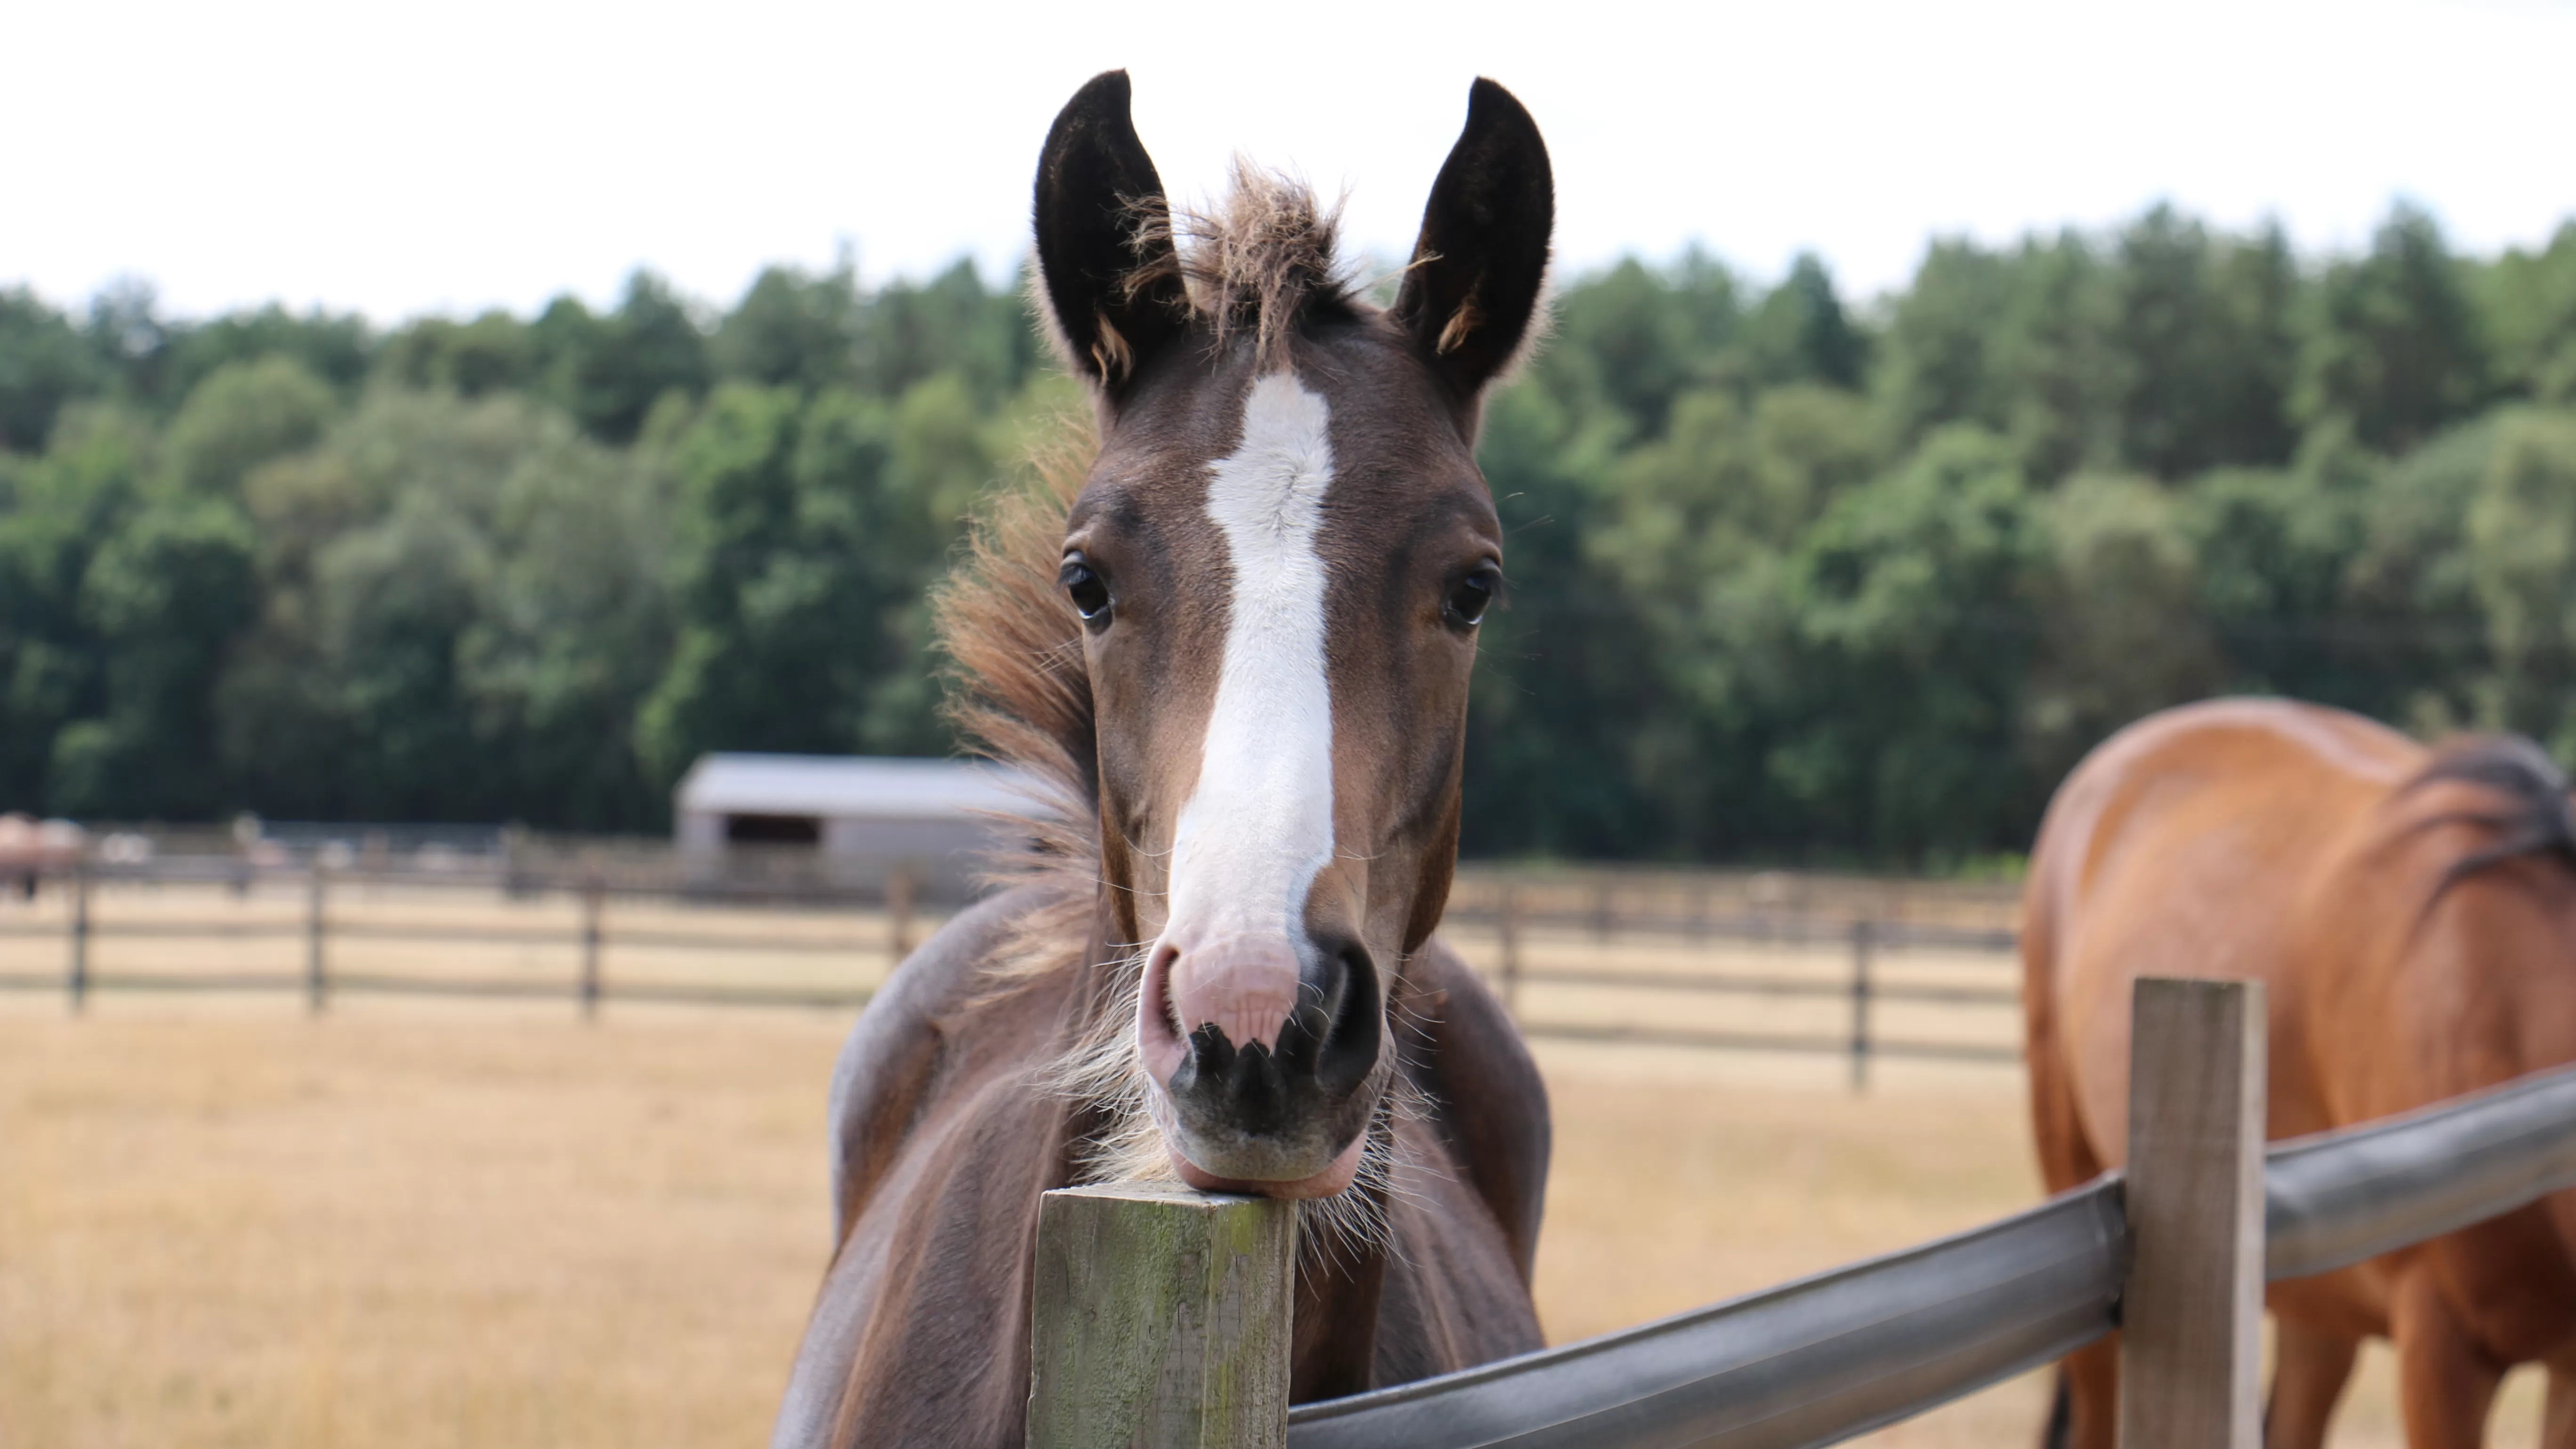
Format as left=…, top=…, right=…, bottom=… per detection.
left=0, top=842, right=2029, bottom=1079
left=1031, top=978, right=2576, bottom=1449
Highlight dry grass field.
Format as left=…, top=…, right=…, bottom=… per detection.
left=0, top=884, right=2549, bottom=1447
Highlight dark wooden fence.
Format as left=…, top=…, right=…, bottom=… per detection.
left=2, top=853, right=2030, bottom=1082
left=0, top=857, right=914, bottom=1014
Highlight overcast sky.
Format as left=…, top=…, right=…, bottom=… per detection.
left=9, top=0, right=2573, bottom=323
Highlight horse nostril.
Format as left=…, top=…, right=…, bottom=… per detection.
left=1151, top=944, right=1186, bottom=1038
left=1314, top=944, right=1381, bottom=1097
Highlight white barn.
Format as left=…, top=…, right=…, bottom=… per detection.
left=672, top=754, right=1035, bottom=901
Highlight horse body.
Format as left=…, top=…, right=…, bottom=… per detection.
left=2025, top=697, right=2576, bottom=1448
left=772, top=70, right=1559, bottom=1447
left=770, top=885, right=1546, bottom=1447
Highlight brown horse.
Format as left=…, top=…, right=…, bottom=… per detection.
left=767, top=72, right=1557, bottom=1447
left=2025, top=697, right=2576, bottom=1448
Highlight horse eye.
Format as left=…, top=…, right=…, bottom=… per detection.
left=1060, top=558, right=1112, bottom=622
left=1445, top=567, right=1498, bottom=628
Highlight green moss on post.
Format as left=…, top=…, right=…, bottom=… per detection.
left=1026, top=1181, right=1296, bottom=1449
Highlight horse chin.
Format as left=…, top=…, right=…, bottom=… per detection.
left=1140, top=1074, right=1372, bottom=1200
left=1167, top=1131, right=1366, bottom=1200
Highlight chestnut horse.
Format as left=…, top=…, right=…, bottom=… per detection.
left=2026, top=697, right=2576, bottom=1448
left=768, top=72, right=1556, bottom=1447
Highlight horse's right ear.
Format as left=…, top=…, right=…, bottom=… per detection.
left=1032, top=71, right=1190, bottom=394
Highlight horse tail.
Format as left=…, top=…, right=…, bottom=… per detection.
left=2395, top=733, right=2576, bottom=919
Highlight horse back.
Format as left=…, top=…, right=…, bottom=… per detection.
left=2024, top=699, right=2418, bottom=1180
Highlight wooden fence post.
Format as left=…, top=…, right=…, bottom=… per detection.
left=579, top=876, right=604, bottom=1020
left=886, top=867, right=916, bottom=962
left=1499, top=885, right=1523, bottom=1016
left=2119, top=976, right=2265, bottom=1449
left=305, top=862, right=328, bottom=1015
left=1848, top=918, right=1875, bottom=1093
left=67, top=862, right=90, bottom=1014
left=1027, top=1182, right=1295, bottom=1449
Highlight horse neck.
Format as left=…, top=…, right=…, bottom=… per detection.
left=1291, top=1216, right=1390, bottom=1399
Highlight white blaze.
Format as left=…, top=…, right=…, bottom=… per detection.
left=1162, top=371, right=1337, bottom=983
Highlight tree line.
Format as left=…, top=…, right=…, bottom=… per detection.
left=3, top=203, right=2574, bottom=865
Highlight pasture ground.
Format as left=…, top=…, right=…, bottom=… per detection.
left=0, top=888, right=2550, bottom=1447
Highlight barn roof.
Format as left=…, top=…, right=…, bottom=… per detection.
left=673, top=754, right=1038, bottom=821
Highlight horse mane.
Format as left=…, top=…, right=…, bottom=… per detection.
left=2400, top=733, right=2576, bottom=901
left=935, top=416, right=1099, bottom=900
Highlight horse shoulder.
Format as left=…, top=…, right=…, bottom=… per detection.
left=822, top=883, right=1059, bottom=1243
left=775, top=883, right=1072, bottom=1449
left=1400, top=936, right=1551, bottom=1284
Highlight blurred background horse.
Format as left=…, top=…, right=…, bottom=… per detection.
left=2025, top=698, right=2576, bottom=1448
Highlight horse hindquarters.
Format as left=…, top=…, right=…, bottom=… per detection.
left=2023, top=826, right=2116, bottom=1449
left=2023, top=1029, right=2119, bottom=1449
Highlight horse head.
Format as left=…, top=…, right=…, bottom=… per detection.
left=1031, top=71, right=1552, bottom=1198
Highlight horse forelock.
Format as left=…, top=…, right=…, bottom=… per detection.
left=1109, top=161, right=1358, bottom=375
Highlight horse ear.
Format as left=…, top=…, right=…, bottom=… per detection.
left=1391, top=78, right=1554, bottom=402
left=1033, top=71, right=1191, bottom=393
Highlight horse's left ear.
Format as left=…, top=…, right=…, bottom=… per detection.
left=1392, top=78, right=1554, bottom=402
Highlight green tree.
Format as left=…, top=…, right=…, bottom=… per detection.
left=2297, top=203, right=2490, bottom=451
left=0, top=408, right=153, bottom=807
left=535, top=272, right=711, bottom=443
left=1457, top=380, right=1660, bottom=856
left=1874, top=240, right=2013, bottom=454
left=1990, top=233, right=2122, bottom=483
left=162, top=356, right=336, bottom=497
left=2477, top=224, right=2576, bottom=405
left=715, top=262, right=860, bottom=392
left=2463, top=409, right=2576, bottom=754
left=854, top=259, right=1042, bottom=405
left=636, top=376, right=974, bottom=784
left=51, top=492, right=258, bottom=817
left=0, top=288, right=103, bottom=453
left=2109, top=207, right=2302, bottom=476
left=378, top=311, right=536, bottom=397
left=1538, top=251, right=1744, bottom=442
left=1765, top=426, right=2044, bottom=858
left=1743, top=253, right=1864, bottom=391
left=2024, top=472, right=2216, bottom=782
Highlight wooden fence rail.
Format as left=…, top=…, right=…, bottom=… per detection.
left=0, top=861, right=910, bottom=1013
left=2, top=858, right=2029, bottom=1079
left=1032, top=978, right=2576, bottom=1449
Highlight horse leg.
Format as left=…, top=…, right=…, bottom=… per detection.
left=2045, top=1336, right=2119, bottom=1449
left=2391, top=1270, right=2504, bottom=1449
left=2024, top=1022, right=2113, bottom=1449
left=2543, top=1361, right=2576, bottom=1449
left=2264, top=1319, right=2358, bottom=1449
